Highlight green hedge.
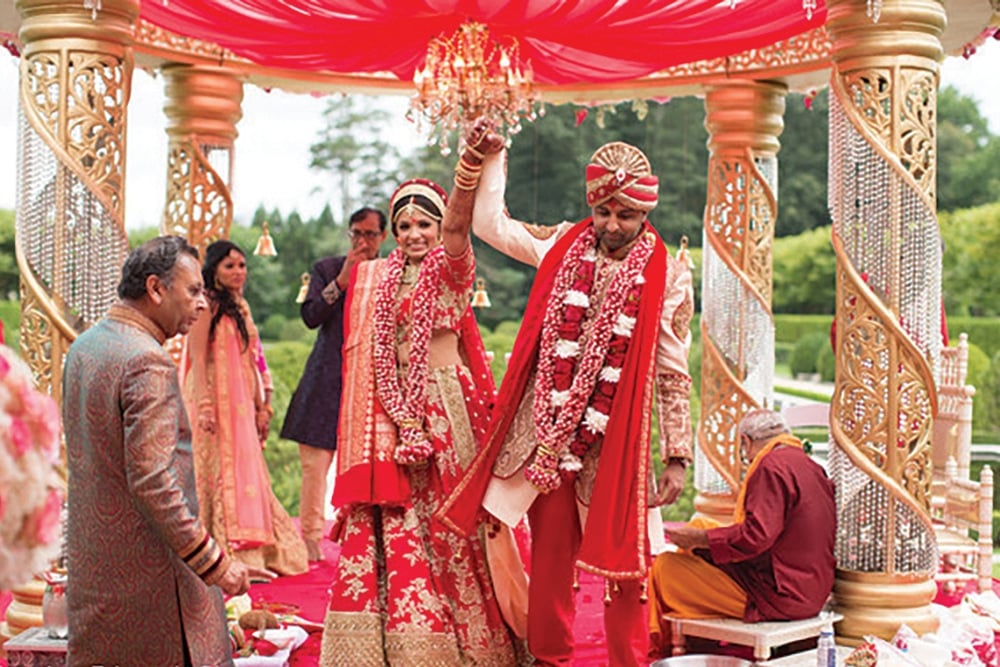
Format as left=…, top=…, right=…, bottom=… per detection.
left=790, top=331, right=828, bottom=376
left=947, top=317, right=1000, bottom=359
left=774, top=314, right=833, bottom=344
left=774, top=313, right=1000, bottom=361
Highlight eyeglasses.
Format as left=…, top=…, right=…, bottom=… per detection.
left=348, top=229, right=383, bottom=241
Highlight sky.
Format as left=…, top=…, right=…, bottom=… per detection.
left=1, top=38, right=998, bottom=231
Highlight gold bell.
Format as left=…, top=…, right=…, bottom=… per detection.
left=253, top=221, right=277, bottom=257
left=676, top=235, right=695, bottom=271
left=295, top=273, right=311, bottom=303
left=471, top=277, right=491, bottom=308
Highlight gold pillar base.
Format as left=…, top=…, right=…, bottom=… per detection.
left=832, top=569, right=939, bottom=643
left=1, top=577, right=45, bottom=642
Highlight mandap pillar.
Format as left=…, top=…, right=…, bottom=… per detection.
left=5, top=0, right=138, bottom=644
left=13, top=0, right=136, bottom=398
left=826, top=0, right=945, bottom=643
left=160, top=63, right=243, bottom=254
left=695, top=79, right=786, bottom=523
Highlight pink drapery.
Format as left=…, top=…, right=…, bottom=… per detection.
left=139, top=0, right=827, bottom=86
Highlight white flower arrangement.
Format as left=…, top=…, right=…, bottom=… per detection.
left=0, top=343, right=64, bottom=590
left=557, top=451, right=583, bottom=472
left=583, top=406, right=610, bottom=434
left=598, top=366, right=622, bottom=383
left=564, top=290, right=590, bottom=308
left=554, top=339, right=581, bottom=358
left=612, top=314, right=636, bottom=337
left=549, top=389, right=570, bottom=407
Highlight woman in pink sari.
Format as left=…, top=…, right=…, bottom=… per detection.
left=183, top=240, right=308, bottom=576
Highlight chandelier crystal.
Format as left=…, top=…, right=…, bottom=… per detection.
left=407, top=21, right=543, bottom=155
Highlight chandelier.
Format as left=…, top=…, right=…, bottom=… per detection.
left=407, top=21, right=543, bottom=154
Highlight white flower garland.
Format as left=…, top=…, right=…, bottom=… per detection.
left=372, top=247, right=445, bottom=465
left=526, top=226, right=654, bottom=491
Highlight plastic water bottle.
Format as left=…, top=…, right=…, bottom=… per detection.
left=816, top=625, right=836, bottom=667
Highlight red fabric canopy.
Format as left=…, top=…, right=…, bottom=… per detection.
left=139, top=0, right=827, bottom=86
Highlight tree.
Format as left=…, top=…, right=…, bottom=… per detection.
left=772, top=226, right=836, bottom=314
left=941, top=202, right=1000, bottom=316
left=777, top=91, right=832, bottom=236
left=937, top=86, right=1000, bottom=212
left=309, top=96, right=403, bottom=223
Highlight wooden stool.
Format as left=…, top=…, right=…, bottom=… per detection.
left=665, top=613, right=843, bottom=664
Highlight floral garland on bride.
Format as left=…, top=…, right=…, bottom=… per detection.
left=0, top=343, right=63, bottom=590
left=373, top=246, right=445, bottom=465
left=525, top=226, right=653, bottom=492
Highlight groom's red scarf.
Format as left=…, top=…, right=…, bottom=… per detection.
left=438, top=219, right=667, bottom=579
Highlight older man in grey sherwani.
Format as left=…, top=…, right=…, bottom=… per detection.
left=63, top=237, right=267, bottom=667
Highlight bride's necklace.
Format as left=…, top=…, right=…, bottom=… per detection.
left=400, top=262, right=419, bottom=285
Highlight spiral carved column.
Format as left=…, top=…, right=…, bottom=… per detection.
left=13, top=0, right=136, bottom=397
left=826, top=0, right=945, bottom=643
left=695, top=80, right=786, bottom=523
left=4, top=0, right=138, bottom=645
left=160, top=63, right=243, bottom=255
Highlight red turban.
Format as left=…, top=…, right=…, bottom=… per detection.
left=585, top=141, right=659, bottom=211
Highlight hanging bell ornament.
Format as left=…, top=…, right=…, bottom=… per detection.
left=676, top=235, right=695, bottom=271
left=295, top=273, right=311, bottom=303
left=253, top=221, right=278, bottom=257
left=471, top=277, right=491, bottom=308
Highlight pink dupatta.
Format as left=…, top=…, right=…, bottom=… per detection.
left=182, top=307, right=274, bottom=548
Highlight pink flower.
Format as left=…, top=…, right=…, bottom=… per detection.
left=26, top=392, right=61, bottom=460
left=0, top=353, right=9, bottom=380
left=9, top=416, right=32, bottom=457
left=0, top=490, right=6, bottom=522
left=30, top=489, right=63, bottom=546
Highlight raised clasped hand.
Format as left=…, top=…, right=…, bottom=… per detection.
left=465, top=117, right=504, bottom=156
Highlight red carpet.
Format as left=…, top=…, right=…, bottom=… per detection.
left=252, top=536, right=613, bottom=666
left=3, top=544, right=997, bottom=666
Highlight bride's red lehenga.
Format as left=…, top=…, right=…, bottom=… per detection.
left=320, top=241, right=522, bottom=666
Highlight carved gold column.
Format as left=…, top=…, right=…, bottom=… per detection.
left=826, top=0, right=945, bottom=643
left=14, top=0, right=135, bottom=396
left=160, top=64, right=243, bottom=254
left=4, top=0, right=137, bottom=644
left=695, top=80, right=786, bottom=523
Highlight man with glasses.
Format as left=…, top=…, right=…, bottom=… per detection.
left=647, top=408, right=836, bottom=657
left=281, top=207, right=388, bottom=561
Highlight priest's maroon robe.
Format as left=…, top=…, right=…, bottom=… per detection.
left=704, top=446, right=837, bottom=622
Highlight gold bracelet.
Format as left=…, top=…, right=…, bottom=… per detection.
left=454, top=157, right=482, bottom=190
left=455, top=155, right=482, bottom=176
left=464, top=143, right=485, bottom=161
